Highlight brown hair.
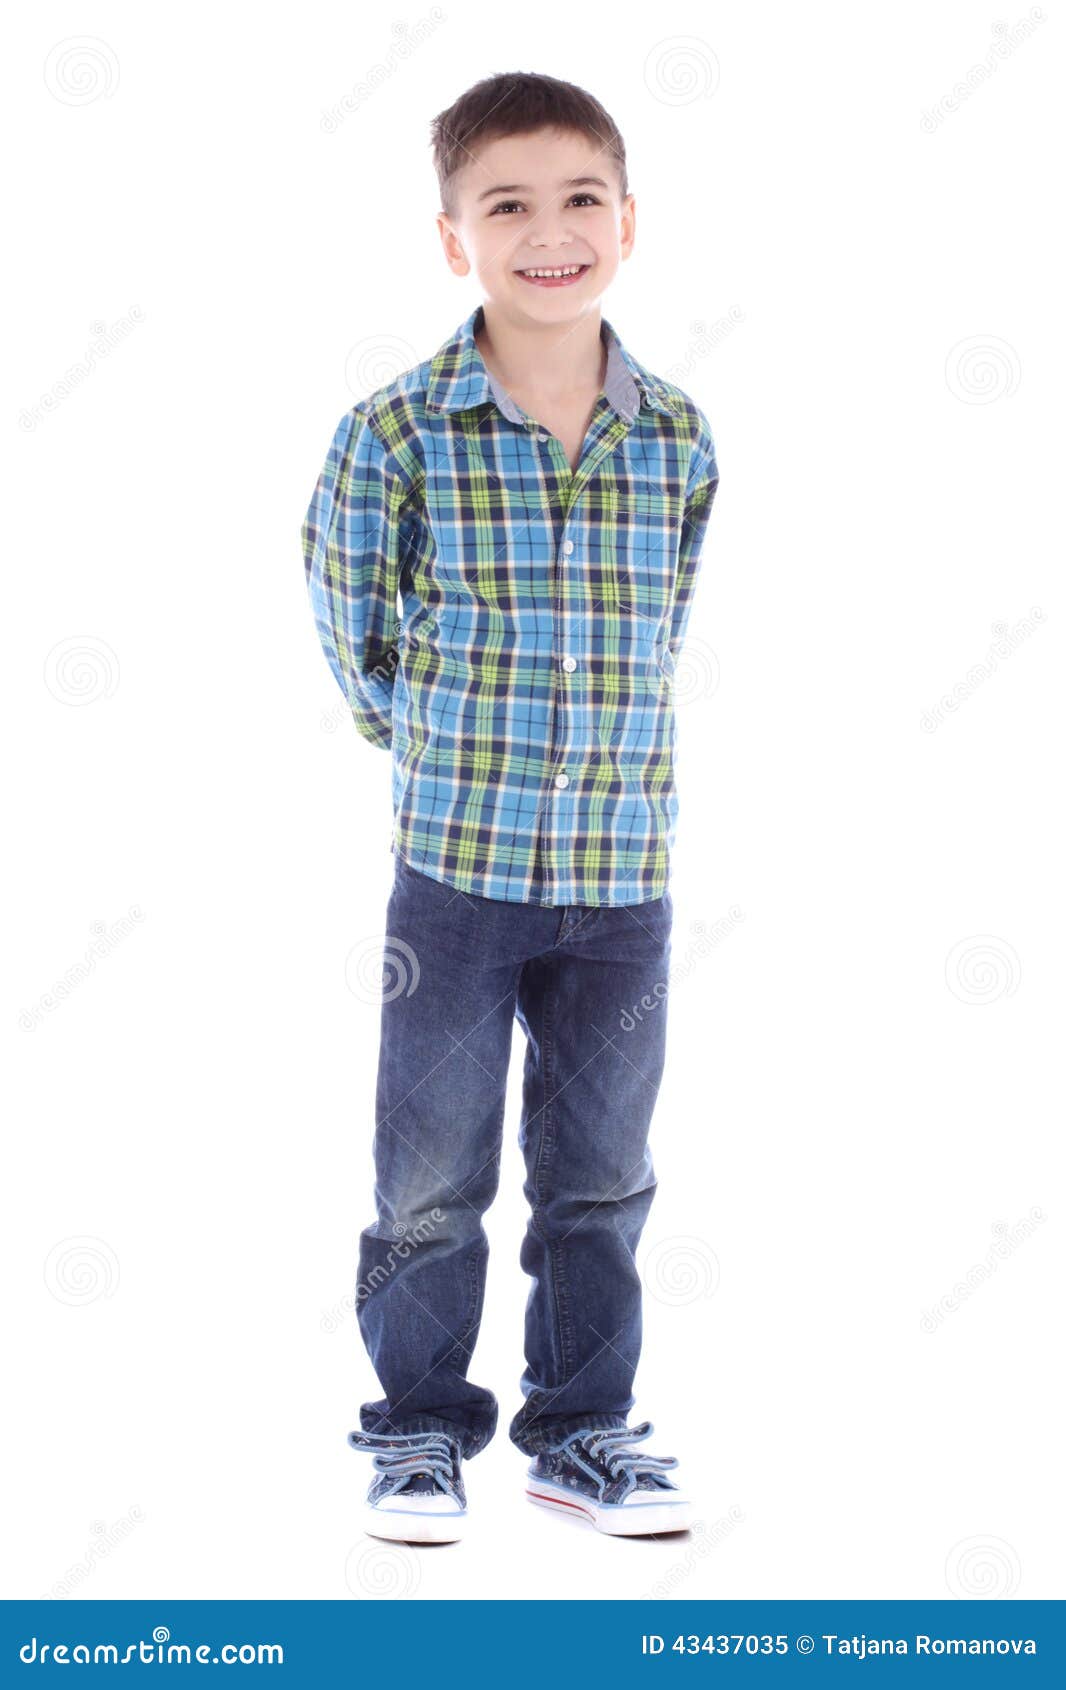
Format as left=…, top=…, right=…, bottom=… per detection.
left=430, top=71, right=628, bottom=220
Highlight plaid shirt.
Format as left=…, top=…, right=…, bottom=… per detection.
left=302, top=303, right=719, bottom=907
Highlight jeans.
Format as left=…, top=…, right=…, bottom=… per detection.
left=356, top=849, right=673, bottom=1458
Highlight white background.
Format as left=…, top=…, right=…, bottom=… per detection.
left=4, top=2, right=1062, bottom=1603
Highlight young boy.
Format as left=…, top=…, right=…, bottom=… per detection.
left=301, top=72, right=719, bottom=1544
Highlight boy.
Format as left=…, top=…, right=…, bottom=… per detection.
left=301, top=72, right=719, bottom=1543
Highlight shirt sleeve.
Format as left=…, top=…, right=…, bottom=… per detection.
left=665, top=410, right=720, bottom=665
left=301, top=405, right=409, bottom=751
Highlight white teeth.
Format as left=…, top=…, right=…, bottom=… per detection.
left=520, top=265, right=585, bottom=278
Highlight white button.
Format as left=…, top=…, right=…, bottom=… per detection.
left=562, top=540, right=574, bottom=555
left=562, top=656, right=577, bottom=672
left=554, top=772, right=570, bottom=789
left=537, top=432, right=549, bottom=443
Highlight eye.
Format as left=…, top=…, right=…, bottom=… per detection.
left=488, top=192, right=602, bottom=216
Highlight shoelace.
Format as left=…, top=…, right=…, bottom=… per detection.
left=347, top=1429, right=463, bottom=1502
left=575, top=1420, right=679, bottom=1485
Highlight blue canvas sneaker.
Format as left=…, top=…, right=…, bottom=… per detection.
left=525, top=1421, right=692, bottom=1535
left=348, top=1429, right=467, bottom=1543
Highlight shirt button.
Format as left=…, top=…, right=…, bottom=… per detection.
left=554, top=772, right=570, bottom=789
left=562, top=540, right=574, bottom=555
left=561, top=656, right=577, bottom=672
left=537, top=432, right=549, bottom=443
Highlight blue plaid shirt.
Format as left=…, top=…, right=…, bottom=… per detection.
left=302, top=303, right=719, bottom=906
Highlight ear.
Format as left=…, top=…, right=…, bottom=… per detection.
left=436, top=213, right=471, bottom=277
left=619, top=193, right=637, bottom=259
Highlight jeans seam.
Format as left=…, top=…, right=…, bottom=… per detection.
left=440, top=1019, right=511, bottom=1450
left=446, top=967, right=516, bottom=1454
left=532, top=969, right=576, bottom=1379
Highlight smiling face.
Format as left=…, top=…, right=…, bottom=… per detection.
left=437, top=125, right=635, bottom=320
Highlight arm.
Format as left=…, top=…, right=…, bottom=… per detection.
left=301, top=406, right=409, bottom=750
left=665, top=413, right=720, bottom=666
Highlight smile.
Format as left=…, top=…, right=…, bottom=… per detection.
left=514, top=264, right=592, bottom=288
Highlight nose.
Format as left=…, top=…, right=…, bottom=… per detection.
left=529, top=212, right=577, bottom=250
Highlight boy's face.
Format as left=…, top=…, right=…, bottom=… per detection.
left=438, top=126, right=634, bottom=323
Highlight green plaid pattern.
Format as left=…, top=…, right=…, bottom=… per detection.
left=302, top=304, right=718, bottom=905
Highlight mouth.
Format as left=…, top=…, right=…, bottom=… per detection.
left=514, top=263, right=592, bottom=289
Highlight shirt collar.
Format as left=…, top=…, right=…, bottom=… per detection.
left=425, top=303, right=680, bottom=425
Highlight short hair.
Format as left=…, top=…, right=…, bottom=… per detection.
left=430, top=71, right=628, bottom=221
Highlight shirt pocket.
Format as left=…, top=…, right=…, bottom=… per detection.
left=599, top=489, right=679, bottom=631
left=422, top=435, right=553, bottom=603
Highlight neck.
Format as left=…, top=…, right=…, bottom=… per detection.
left=475, top=302, right=606, bottom=401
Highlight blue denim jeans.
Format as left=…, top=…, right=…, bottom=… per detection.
left=356, top=850, right=673, bottom=1458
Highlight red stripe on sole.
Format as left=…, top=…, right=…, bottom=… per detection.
left=526, top=1487, right=596, bottom=1521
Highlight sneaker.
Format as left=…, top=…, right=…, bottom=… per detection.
left=348, top=1428, right=467, bottom=1543
left=525, top=1420, right=692, bottom=1536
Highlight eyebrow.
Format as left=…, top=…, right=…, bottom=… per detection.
left=475, top=176, right=611, bottom=203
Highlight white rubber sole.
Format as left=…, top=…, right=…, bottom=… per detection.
left=526, top=1477, right=693, bottom=1536
left=361, top=1503, right=467, bottom=1544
